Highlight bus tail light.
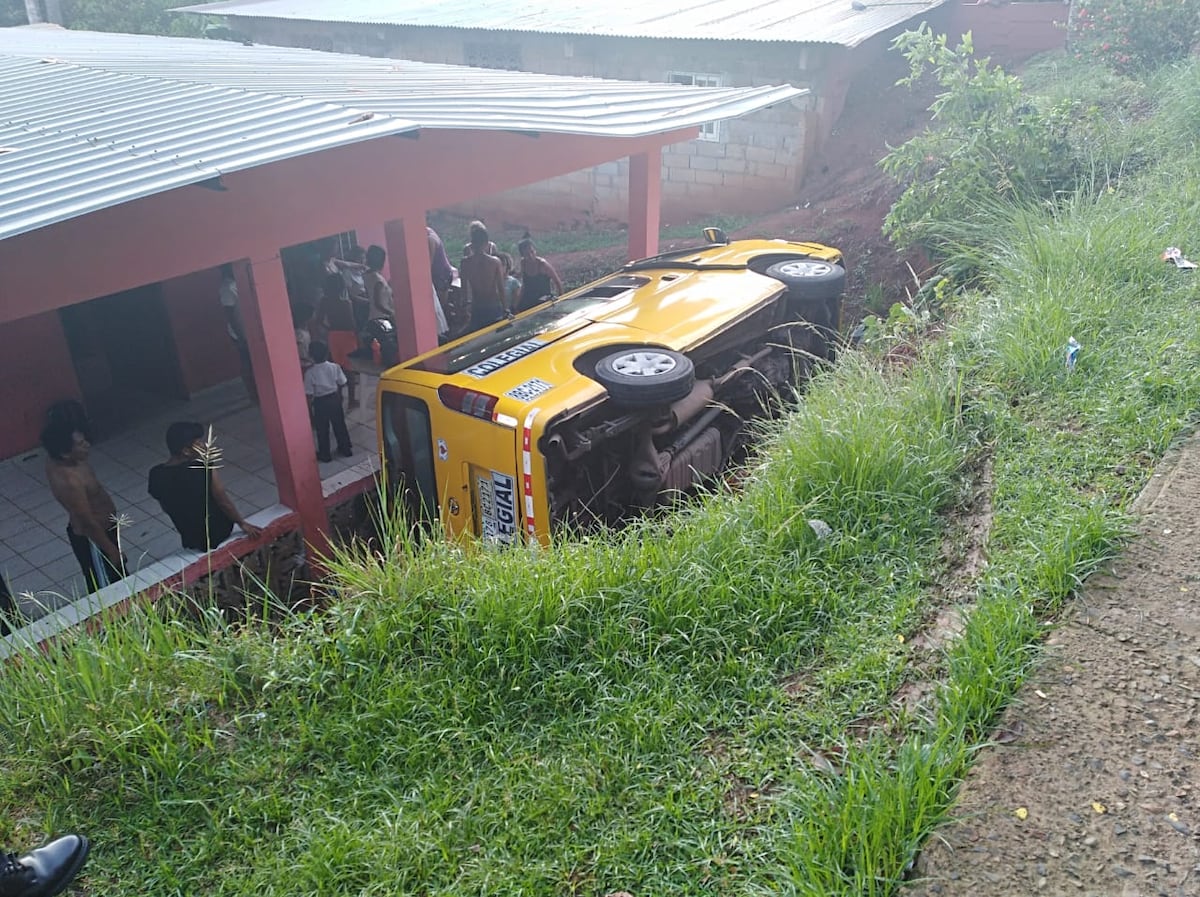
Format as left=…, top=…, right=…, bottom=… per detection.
left=438, top=384, right=500, bottom=420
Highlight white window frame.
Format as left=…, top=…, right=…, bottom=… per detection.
left=668, top=71, right=724, bottom=142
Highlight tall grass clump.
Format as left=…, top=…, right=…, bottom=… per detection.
left=761, top=55, right=1200, bottom=894
left=749, top=358, right=965, bottom=524
left=766, top=731, right=970, bottom=897
left=1145, top=56, right=1200, bottom=156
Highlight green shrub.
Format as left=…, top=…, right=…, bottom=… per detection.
left=1070, top=0, right=1200, bottom=74
left=880, top=27, right=1098, bottom=258
left=1147, top=56, right=1200, bottom=155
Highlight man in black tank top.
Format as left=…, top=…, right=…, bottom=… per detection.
left=516, top=237, right=564, bottom=313
left=148, top=422, right=262, bottom=552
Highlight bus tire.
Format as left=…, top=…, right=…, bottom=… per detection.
left=595, top=348, right=695, bottom=406
left=765, top=258, right=846, bottom=302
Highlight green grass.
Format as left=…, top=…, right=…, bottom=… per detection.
left=4, top=56, right=1200, bottom=896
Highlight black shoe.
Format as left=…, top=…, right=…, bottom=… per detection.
left=0, top=834, right=90, bottom=897
left=317, top=453, right=333, bottom=463
left=338, top=447, right=353, bottom=458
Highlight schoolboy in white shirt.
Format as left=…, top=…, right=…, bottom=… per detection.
left=302, top=341, right=352, bottom=463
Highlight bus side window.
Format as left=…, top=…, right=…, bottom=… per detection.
left=381, top=393, right=438, bottom=522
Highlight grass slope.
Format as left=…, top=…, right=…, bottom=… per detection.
left=2, top=56, right=1198, bottom=897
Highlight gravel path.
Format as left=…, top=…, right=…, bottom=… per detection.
left=905, top=436, right=1200, bottom=897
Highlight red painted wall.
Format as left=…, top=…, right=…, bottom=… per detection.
left=944, top=1, right=1069, bottom=67
left=161, top=268, right=241, bottom=395
left=0, top=311, right=81, bottom=459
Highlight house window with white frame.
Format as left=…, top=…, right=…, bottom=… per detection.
left=669, top=71, right=724, bottom=142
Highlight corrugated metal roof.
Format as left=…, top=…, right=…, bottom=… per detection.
left=0, top=27, right=805, bottom=241
left=175, top=0, right=945, bottom=48
left=0, top=55, right=412, bottom=242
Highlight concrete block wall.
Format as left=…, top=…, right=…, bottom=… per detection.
left=230, top=7, right=1065, bottom=224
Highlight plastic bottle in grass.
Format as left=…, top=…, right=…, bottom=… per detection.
left=1066, top=337, right=1081, bottom=371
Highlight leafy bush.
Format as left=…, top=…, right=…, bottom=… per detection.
left=880, top=27, right=1087, bottom=257
left=1070, top=0, right=1200, bottom=74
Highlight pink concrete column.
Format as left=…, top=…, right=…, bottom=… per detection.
left=628, top=149, right=662, bottom=260
left=383, top=216, right=439, bottom=360
left=236, top=253, right=331, bottom=560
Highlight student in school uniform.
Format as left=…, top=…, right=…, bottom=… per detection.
left=303, top=341, right=352, bottom=463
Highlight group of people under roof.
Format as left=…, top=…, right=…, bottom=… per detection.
left=453, top=220, right=565, bottom=333
left=289, top=220, right=562, bottom=354
left=279, top=221, right=563, bottom=464
left=218, top=221, right=566, bottom=468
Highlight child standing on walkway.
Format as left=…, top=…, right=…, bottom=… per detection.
left=303, top=341, right=352, bottom=463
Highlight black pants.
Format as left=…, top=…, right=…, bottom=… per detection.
left=1, top=572, right=14, bottom=635
left=312, top=392, right=351, bottom=459
left=67, top=524, right=126, bottom=593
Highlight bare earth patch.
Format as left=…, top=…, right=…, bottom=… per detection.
left=905, top=436, right=1200, bottom=897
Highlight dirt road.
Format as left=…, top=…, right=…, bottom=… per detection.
left=906, top=437, right=1200, bottom=897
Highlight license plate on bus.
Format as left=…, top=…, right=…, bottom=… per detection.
left=475, top=468, right=518, bottom=546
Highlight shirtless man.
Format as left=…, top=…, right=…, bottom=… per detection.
left=458, top=221, right=507, bottom=333
left=41, top=420, right=126, bottom=592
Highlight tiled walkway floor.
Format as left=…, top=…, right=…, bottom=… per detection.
left=0, top=376, right=379, bottom=622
